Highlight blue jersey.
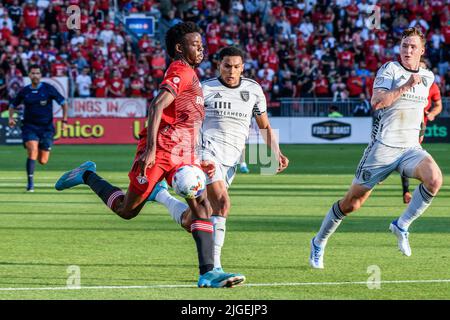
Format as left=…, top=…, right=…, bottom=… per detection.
left=11, top=82, right=65, bottom=127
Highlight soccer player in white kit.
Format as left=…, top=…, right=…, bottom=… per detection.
left=309, top=28, right=443, bottom=269
left=154, top=46, right=289, bottom=272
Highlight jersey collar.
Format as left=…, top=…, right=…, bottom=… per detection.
left=399, top=61, right=419, bottom=73
left=31, top=82, right=43, bottom=90
left=218, top=76, right=241, bottom=89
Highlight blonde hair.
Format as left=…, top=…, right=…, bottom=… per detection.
left=401, top=27, right=426, bottom=47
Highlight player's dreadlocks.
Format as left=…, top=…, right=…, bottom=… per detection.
left=217, top=46, right=245, bottom=61
left=165, top=22, right=202, bottom=59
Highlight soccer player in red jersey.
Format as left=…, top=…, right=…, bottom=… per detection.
left=401, top=61, right=442, bottom=204
left=54, top=22, right=245, bottom=288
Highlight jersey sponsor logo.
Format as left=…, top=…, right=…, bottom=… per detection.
left=214, top=101, right=231, bottom=109
left=214, top=92, right=222, bottom=99
left=173, top=77, right=180, bottom=84
left=196, top=96, right=204, bottom=105
left=136, top=175, right=148, bottom=185
left=240, top=91, right=250, bottom=102
left=40, top=100, right=48, bottom=106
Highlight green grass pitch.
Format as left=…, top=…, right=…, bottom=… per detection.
left=0, top=143, right=449, bottom=300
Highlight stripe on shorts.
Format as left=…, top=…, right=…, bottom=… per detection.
left=355, top=141, right=375, bottom=178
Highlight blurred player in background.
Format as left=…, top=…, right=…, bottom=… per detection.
left=153, top=46, right=289, bottom=271
left=401, top=60, right=442, bottom=204
left=310, top=28, right=443, bottom=269
left=8, top=64, right=68, bottom=192
left=239, top=147, right=250, bottom=173
left=54, top=23, right=245, bottom=288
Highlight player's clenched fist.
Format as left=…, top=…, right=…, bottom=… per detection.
left=405, top=74, right=421, bottom=89
left=277, top=153, right=289, bottom=173
left=200, top=160, right=216, bottom=179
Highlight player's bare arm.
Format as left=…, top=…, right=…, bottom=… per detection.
left=61, top=102, right=69, bottom=131
left=371, top=74, right=421, bottom=110
left=139, top=89, right=175, bottom=176
left=255, top=112, right=289, bottom=173
left=426, top=99, right=442, bottom=121
left=8, top=106, right=16, bottom=127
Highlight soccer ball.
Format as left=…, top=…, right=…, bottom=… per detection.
left=172, top=165, right=206, bottom=199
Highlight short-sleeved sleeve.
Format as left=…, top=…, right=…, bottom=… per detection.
left=10, top=88, right=24, bottom=108
left=160, top=63, right=189, bottom=97
left=430, top=83, right=441, bottom=102
left=49, top=84, right=66, bottom=105
left=373, top=62, right=394, bottom=91
left=252, top=84, right=267, bottom=116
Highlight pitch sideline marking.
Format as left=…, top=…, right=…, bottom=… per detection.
left=0, top=279, right=450, bottom=292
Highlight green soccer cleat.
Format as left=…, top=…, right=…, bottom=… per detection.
left=55, top=161, right=96, bottom=191
left=197, top=270, right=245, bottom=288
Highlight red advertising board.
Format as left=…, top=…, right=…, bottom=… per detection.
left=53, top=118, right=146, bottom=144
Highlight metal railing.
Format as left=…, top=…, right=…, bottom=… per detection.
left=277, top=97, right=450, bottom=117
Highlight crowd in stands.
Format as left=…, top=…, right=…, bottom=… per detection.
left=0, top=0, right=449, bottom=114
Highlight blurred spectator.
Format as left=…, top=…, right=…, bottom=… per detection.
left=352, top=93, right=372, bottom=117
left=314, top=71, right=330, bottom=98
left=129, top=73, right=144, bottom=97
left=332, top=76, right=349, bottom=102
left=0, top=68, right=6, bottom=99
left=108, top=69, right=125, bottom=98
left=347, top=70, right=364, bottom=98
left=92, top=70, right=108, bottom=98
left=76, top=67, right=92, bottom=98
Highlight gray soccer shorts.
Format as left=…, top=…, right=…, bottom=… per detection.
left=353, top=140, right=430, bottom=189
left=200, top=150, right=237, bottom=188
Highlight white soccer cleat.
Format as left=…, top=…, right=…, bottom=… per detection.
left=389, top=219, right=412, bottom=257
left=309, top=237, right=325, bottom=269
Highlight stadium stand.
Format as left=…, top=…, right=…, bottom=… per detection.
left=0, top=0, right=448, bottom=116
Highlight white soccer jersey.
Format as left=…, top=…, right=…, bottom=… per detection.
left=200, top=77, right=267, bottom=166
left=372, top=61, right=434, bottom=148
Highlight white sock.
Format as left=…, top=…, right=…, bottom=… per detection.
left=398, top=183, right=434, bottom=230
left=315, top=201, right=345, bottom=247
left=155, top=189, right=188, bottom=225
left=211, top=215, right=226, bottom=269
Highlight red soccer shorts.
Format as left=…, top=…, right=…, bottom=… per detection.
left=128, top=148, right=198, bottom=199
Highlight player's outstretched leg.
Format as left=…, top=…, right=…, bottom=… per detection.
left=401, top=175, right=412, bottom=204
left=391, top=157, right=442, bottom=256
left=55, top=161, right=97, bottom=190
left=55, top=161, right=150, bottom=220
left=151, top=183, right=190, bottom=230
left=310, top=184, right=372, bottom=269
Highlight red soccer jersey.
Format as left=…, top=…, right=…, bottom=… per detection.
left=23, top=7, right=39, bottom=29
left=108, top=77, right=125, bottom=97
left=424, top=82, right=441, bottom=125
left=93, top=77, right=108, bottom=97
left=138, top=60, right=205, bottom=157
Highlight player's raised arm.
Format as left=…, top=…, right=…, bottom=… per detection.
left=371, top=75, right=421, bottom=110
left=139, top=89, right=175, bottom=176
